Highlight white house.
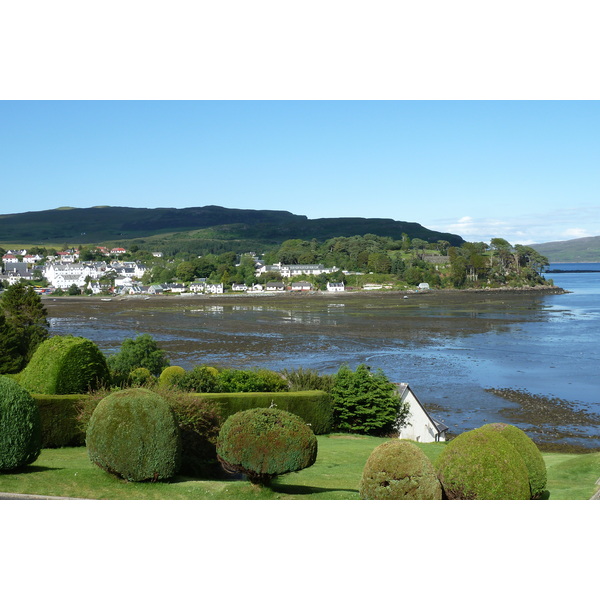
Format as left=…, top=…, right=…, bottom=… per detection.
left=205, top=283, right=224, bottom=294
left=291, top=281, right=313, bottom=291
left=396, top=383, right=448, bottom=443
left=231, top=283, right=248, bottom=292
left=327, top=281, right=345, bottom=292
left=265, top=281, right=286, bottom=292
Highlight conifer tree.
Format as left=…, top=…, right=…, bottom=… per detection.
left=0, top=282, right=49, bottom=369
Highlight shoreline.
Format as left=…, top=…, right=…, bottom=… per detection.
left=42, top=284, right=567, bottom=305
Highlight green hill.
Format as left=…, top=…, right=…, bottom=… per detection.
left=531, top=236, right=600, bottom=263
left=0, top=205, right=465, bottom=251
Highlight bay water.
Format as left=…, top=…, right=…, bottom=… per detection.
left=45, top=263, right=600, bottom=447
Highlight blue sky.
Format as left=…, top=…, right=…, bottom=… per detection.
left=1, top=100, right=598, bottom=245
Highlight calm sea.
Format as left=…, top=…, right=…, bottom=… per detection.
left=45, top=262, right=600, bottom=446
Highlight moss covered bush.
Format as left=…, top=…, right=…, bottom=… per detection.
left=19, top=336, right=110, bottom=395
left=86, top=388, right=181, bottom=482
left=436, top=427, right=531, bottom=500
left=0, top=376, right=42, bottom=471
left=216, top=408, right=318, bottom=485
left=359, top=440, right=442, bottom=500
left=158, top=365, right=186, bottom=388
left=478, top=423, right=547, bottom=499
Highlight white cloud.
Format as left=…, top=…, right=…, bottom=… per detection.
left=425, top=205, right=600, bottom=245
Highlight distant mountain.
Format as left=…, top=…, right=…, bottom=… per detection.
left=531, top=236, right=600, bottom=263
left=0, top=205, right=465, bottom=249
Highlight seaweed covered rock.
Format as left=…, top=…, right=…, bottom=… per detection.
left=86, top=388, right=181, bottom=482
left=478, top=423, right=547, bottom=499
left=436, top=427, right=530, bottom=500
left=360, top=439, right=442, bottom=500
left=0, top=376, right=42, bottom=470
left=19, top=335, right=110, bottom=394
left=216, top=408, right=318, bottom=485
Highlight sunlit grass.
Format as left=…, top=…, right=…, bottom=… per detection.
left=0, top=435, right=597, bottom=500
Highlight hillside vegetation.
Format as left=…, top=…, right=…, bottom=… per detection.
left=531, top=236, right=600, bottom=263
left=0, top=205, right=465, bottom=252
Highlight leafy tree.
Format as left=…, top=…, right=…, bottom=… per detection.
left=330, top=364, right=408, bottom=435
left=176, top=261, right=196, bottom=282
left=0, top=282, right=49, bottom=369
left=67, top=283, right=81, bottom=296
left=106, top=333, right=171, bottom=381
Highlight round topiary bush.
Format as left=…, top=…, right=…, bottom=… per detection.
left=216, top=408, right=318, bottom=485
left=436, top=427, right=531, bottom=500
left=128, top=367, right=156, bottom=387
left=359, top=439, right=442, bottom=500
left=478, top=423, right=547, bottom=499
left=158, top=365, right=186, bottom=388
left=19, top=335, right=111, bottom=395
left=0, top=376, right=42, bottom=471
left=86, top=388, right=181, bottom=482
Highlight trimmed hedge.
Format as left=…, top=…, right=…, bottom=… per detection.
left=436, top=427, right=531, bottom=500
left=159, top=365, right=186, bottom=387
left=19, top=335, right=110, bottom=395
left=189, top=391, right=333, bottom=434
left=216, top=408, right=318, bottom=484
left=478, top=423, right=547, bottom=499
left=359, top=440, right=442, bottom=500
left=0, top=377, right=42, bottom=471
left=86, top=388, right=181, bottom=482
left=33, top=394, right=88, bottom=448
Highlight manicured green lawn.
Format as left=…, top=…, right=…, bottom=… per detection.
left=1, top=435, right=598, bottom=499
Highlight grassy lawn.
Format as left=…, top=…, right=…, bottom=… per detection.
left=1, top=434, right=598, bottom=500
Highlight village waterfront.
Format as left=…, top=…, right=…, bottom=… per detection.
left=43, top=264, right=600, bottom=451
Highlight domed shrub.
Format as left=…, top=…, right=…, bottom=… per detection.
left=128, top=367, right=156, bottom=387
left=436, top=427, right=530, bottom=500
left=19, top=336, right=110, bottom=395
left=360, top=440, right=442, bottom=500
left=216, top=408, right=318, bottom=485
left=0, top=377, right=42, bottom=470
left=478, top=423, right=547, bottom=499
left=86, top=388, right=181, bottom=482
left=158, top=365, right=186, bottom=388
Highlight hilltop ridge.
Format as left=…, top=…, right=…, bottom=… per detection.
left=0, top=205, right=465, bottom=249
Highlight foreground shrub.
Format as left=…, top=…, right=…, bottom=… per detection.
left=216, top=408, right=318, bottom=485
left=176, top=366, right=220, bottom=393
left=34, top=394, right=88, bottom=448
left=0, top=377, right=42, bottom=470
left=107, top=334, right=170, bottom=383
left=158, top=365, right=186, bottom=388
left=161, top=389, right=223, bottom=478
left=128, top=367, right=156, bottom=387
left=199, top=391, right=333, bottom=434
left=86, top=388, right=181, bottom=482
left=217, top=368, right=289, bottom=393
left=19, top=336, right=110, bottom=395
left=436, top=427, right=530, bottom=500
left=360, top=440, right=442, bottom=500
left=331, top=364, right=408, bottom=435
left=280, top=367, right=335, bottom=393
left=478, top=423, right=547, bottom=499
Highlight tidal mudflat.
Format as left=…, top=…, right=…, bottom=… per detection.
left=43, top=286, right=600, bottom=451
